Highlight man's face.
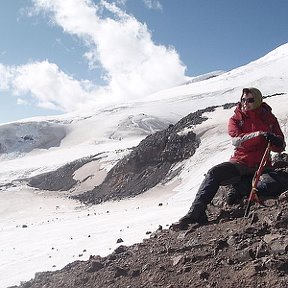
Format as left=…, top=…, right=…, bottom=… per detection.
left=241, top=92, right=255, bottom=111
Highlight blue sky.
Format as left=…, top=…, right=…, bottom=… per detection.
left=1, top=0, right=288, bottom=124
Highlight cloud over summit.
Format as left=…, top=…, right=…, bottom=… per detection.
left=0, top=0, right=186, bottom=112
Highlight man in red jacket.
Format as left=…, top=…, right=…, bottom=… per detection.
left=172, top=87, right=286, bottom=230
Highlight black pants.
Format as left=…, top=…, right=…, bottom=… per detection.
left=186, top=161, right=285, bottom=220
left=192, top=161, right=255, bottom=207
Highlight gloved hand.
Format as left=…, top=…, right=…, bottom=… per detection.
left=263, top=132, right=284, bottom=147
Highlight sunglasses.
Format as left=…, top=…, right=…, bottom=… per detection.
left=241, top=98, right=255, bottom=103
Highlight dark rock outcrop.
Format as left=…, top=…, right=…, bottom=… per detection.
left=27, top=154, right=104, bottom=191
left=74, top=107, right=215, bottom=204
left=16, top=190, right=288, bottom=288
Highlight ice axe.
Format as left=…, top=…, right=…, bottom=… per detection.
left=244, top=142, right=271, bottom=217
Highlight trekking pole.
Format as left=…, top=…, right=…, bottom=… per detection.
left=244, top=142, right=271, bottom=217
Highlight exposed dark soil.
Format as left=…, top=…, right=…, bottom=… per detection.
left=14, top=189, right=288, bottom=288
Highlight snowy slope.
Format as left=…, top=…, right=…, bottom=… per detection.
left=0, top=43, right=288, bottom=287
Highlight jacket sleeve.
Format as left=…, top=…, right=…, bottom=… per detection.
left=228, top=115, right=243, bottom=138
left=270, top=116, right=286, bottom=153
left=228, top=116, right=265, bottom=149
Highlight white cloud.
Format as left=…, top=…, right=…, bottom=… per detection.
left=0, top=63, right=13, bottom=90
left=13, top=61, right=93, bottom=111
left=16, top=98, right=29, bottom=105
left=31, top=0, right=186, bottom=100
left=0, top=60, right=110, bottom=112
left=143, top=0, right=163, bottom=10
left=1, top=0, right=186, bottom=113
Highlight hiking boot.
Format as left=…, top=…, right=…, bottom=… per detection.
left=226, top=188, right=237, bottom=205
left=227, top=182, right=250, bottom=205
left=170, top=210, right=208, bottom=231
left=170, top=201, right=208, bottom=231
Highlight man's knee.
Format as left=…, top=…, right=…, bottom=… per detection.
left=207, top=162, right=240, bottom=184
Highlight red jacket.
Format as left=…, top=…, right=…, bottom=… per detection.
left=228, top=102, right=285, bottom=168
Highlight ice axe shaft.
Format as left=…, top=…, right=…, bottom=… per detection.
left=244, top=142, right=271, bottom=217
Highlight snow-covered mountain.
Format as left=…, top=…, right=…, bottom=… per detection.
left=0, top=43, right=288, bottom=287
